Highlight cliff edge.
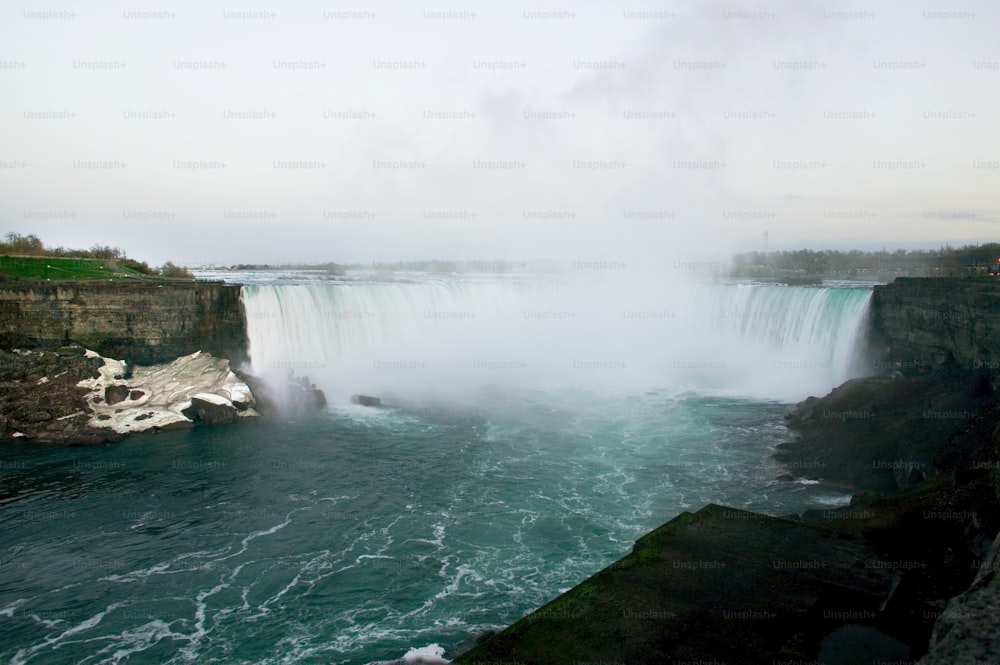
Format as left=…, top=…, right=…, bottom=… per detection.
left=0, top=278, right=247, bottom=366
left=870, top=277, right=1000, bottom=381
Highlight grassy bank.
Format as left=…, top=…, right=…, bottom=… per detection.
left=0, top=256, right=185, bottom=281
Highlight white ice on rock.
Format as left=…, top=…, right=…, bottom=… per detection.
left=76, top=351, right=258, bottom=434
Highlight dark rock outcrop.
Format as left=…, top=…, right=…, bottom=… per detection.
left=870, top=278, right=1000, bottom=382
left=104, top=384, right=130, bottom=405
left=776, top=374, right=996, bottom=492
left=182, top=395, right=239, bottom=425
left=920, top=533, right=1000, bottom=663
left=235, top=370, right=326, bottom=415
left=0, top=279, right=247, bottom=366
left=351, top=394, right=382, bottom=407
left=2, top=347, right=263, bottom=443
left=456, top=505, right=901, bottom=665
left=0, top=347, right=122, bottom=444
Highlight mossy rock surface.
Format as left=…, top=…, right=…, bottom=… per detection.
left=456, top=505, right=898, bottom=665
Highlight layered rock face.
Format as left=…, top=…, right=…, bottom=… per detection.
left=870, top=278, right=1000, bottom=379
left=0, top=280, right=254, bottom=442
left=0, top=280, right=247, bottom=366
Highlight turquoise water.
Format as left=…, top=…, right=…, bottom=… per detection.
left=1, top=386, right=850, bottom=664
left=0, top=277, right=873, bottom=663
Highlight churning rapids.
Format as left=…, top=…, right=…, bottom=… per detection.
left=0, top=272, right=874, bottom=664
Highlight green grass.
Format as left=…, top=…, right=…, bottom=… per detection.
left=0, top=255, right=170, bottom=281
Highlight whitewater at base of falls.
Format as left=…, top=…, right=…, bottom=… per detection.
left=240, top=277, right=873, bottom=404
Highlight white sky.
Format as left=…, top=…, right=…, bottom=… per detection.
left=1, top=0, right=998, bottom=266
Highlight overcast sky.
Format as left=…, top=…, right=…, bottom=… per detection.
left=1, top=0, right=998, bottom=266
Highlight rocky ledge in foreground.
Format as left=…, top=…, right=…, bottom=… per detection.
left=0, top=346, right=265, bottom=444
left=778, top=371, right=1000, bottom=664
left=456, top=371, right=1000, bottom=664
left=457, top=504, right=903, bottom=665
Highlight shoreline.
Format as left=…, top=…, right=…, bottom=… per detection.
left=455, top=368, right=1000, bottom=663
left=3, top=274, right=999, bottom=660
left=456, top=278, right=1000, bottom=663
left=0, top=345, right=324, bottom=445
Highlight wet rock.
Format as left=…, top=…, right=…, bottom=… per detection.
left=26, top=410, right=52, bottom=423
left=182, top=394, right=238, bottom=425
left=776, top=375, right=992, bottom=492
left=104, top=384, right=130, bottom=405
left=351, top=394, right=382, bottom=407
left=66, top=429, right=125, bottom=446
left=235, top=370, right=325, bottom=415
left=294, top=376, right=327, bottom=408
left=455, top=504, right=899, bottom=665
left=57, top=345, right=86, bottom=357
left=128, top=389, right=144, bottom=401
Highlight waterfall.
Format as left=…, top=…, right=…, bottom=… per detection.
left=240, top=278, right=872, bottom=403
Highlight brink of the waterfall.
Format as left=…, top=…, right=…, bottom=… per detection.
left=239, top=276, right=875, bottom=405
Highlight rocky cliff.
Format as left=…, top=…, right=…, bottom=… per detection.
left=870, top=277, right=1000, bottom=380
left=0, top=279, right=247, bottom=366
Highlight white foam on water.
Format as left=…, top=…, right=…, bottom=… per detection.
left=433, top=564, right=485, bottom=601
left=26, top=614, right=64, bottom=628
left=812, top=494, right=854, bottom=507
left=9, top=602, right=128, bottom=665
left=401, top=643, right=450, bottom=664
left=0, top=599, right=26, bottom=618
left=102, top=620, right=187, bottom=663
left=102, top=561, right=173, bottom=583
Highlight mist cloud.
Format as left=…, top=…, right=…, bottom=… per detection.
left=1, top=0, right=997, bottom=265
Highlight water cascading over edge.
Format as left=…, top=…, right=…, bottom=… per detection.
left=240, top=279, right=873, bottom=403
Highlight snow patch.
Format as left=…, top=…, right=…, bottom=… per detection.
left=190, top=392, right=230, bottom=406
left=76, top=350, right=257, bottom=434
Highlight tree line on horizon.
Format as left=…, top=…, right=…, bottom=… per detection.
left=6, top=232, right=998, bottom=280
left=0, top=233, right=193, bottom=279
left=731, top=244, right=1000, bottom=278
